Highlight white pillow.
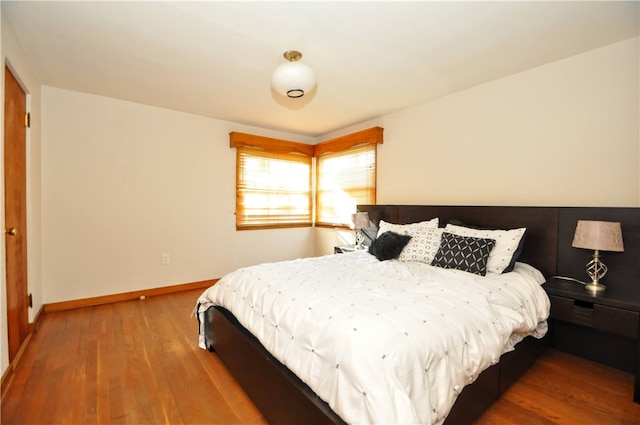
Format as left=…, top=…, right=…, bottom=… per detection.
left=376, top=218, right=441, bottom=264
left=444, top=223, right=526, bottom=275
left=377, top=218, right=439, bottom=237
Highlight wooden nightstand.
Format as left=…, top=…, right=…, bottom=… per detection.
left=544, top=277, right=640, bottom=403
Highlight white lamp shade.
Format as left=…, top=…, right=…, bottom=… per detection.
left=271, top=61, right=317, bottom=98
left=572, top=220, right=624, bottom=252
left=351, top=212, right=370, bottom=230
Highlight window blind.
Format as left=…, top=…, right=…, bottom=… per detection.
left=315, top=143, right=377, bottom=227
left=236, top=147, right=312, bottom=229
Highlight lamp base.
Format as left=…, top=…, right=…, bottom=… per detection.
left=583, top=250, right=608, bottom=293
left=584, top=281, right=606, bottom=293
left=355, top=229, right=365, bottom=250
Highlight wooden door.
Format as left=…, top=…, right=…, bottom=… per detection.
left=4, top=65, right=29, bottom=362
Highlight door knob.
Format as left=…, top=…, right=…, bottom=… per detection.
left=5, top=228, right=17, bottom=236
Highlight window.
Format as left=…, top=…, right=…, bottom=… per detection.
left=315, top=143, right=377, bottom=226
left=232, top=132, right=313, bottom=230
left=231, top=127, right=382, bottom=230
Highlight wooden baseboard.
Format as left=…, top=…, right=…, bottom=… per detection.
left=44, top=279, right=218, bottom=313
left=1, top=361, right=15, bottom=403
left=0, top=330, right=33, bottom=404
left=2, top=304, right=44, bottom=402
left=31, top=304, right=46, bottom=333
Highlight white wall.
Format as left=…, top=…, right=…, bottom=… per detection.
left=41, top=88, right=315, bottom=303
left=321, top=37, right=639, bottom=207
left=316, top=37, right=640, bottom=253
left=378, top=37, right=639, bottom=206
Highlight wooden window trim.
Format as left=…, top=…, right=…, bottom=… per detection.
left=313, top=126, right=383, bottom=157
left=230, top=132, right=314, bottom=156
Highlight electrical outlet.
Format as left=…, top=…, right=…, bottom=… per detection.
left=161, top=253, right=170, bottom=265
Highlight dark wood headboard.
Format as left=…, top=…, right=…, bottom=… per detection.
left=358, top=205, right=639, bottom=284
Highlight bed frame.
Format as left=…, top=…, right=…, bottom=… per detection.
left=201, top=205, right=638, bottom=425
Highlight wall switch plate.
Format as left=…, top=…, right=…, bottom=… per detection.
left=161, top=253, right=170, bottom=265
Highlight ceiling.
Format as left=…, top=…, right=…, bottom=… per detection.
left=3, top=1, right=638, bottom=138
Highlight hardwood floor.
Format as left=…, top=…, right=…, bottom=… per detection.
left=1, top=290, right=267, bottom=425
left=2, top=289, right=639, bottom=424
left=475, top=349, right=639, bottom=425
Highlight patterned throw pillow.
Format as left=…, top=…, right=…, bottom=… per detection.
left=368, top=231, right=412, bottom=261
left=431, top=232, right=496, bottom=276
left=399, top=226, right=444, bottom=264
left=444, top=223, right=526, bottom=274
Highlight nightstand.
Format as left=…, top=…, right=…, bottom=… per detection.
left=544, top=277, right=640, bottom=403
left=334, top=245, right=366, bottom=254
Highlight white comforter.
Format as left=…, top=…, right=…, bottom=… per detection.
left=197, top=251, right=550, bottom=425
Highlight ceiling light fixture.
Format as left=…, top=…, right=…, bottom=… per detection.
left=271, top=50, right=316, bottom=99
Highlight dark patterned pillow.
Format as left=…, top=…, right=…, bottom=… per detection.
left=447, top=220, right=526, bottom=273
left=369, top=231, right=412, bottom=261
left=431, top=232, right=496, bottom=276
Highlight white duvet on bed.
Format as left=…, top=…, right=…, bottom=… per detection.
left=197, top=251, right=550, bottom=425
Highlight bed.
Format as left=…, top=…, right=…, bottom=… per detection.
left=197, top=205, right=560, bottom=425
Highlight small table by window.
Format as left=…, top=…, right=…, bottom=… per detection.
left=334, top=245, right=367, bottom=254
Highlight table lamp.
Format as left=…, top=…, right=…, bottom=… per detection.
left=571, top=220, right=624, bottom=293
left=351, top=212, right=370, bottom=250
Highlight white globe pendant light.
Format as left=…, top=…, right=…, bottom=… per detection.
left=271, top=50, right=317, bottom=98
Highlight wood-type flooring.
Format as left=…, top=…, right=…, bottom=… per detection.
left=2, top=289, right=638, bottom=424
